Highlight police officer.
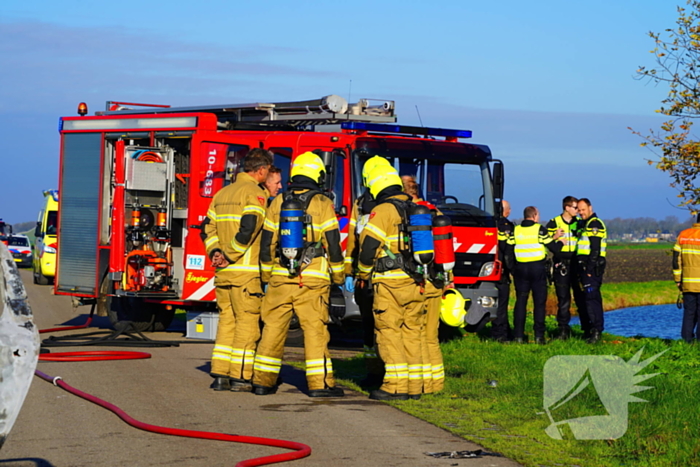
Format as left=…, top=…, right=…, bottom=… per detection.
left=492, top=200, right=514, bottom=343
left=546, top=196, right=584, bottom=340
left=204, top=148, right=272, bottom=391
left=252, top=152, right=345, bottom=397
left=507, top=206, right=562, bottom=344
left=401, top=174, right=446, bottom=394
left=673, top=213, right=700, bottom=343
left=576, top=198, right=607, bottom=344
left=358, top=165, right=425, bottom=401
left=345, top=155, right=392, bottom=387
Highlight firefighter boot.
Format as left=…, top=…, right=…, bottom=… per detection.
left=210, top=375, right=231, bottom=391
left=308, top=387, right=345, bottom=398
left=369, top=389, right=409, bottom=401
left=229, top=378, right=253, bottom=392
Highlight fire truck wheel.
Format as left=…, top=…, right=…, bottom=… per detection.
left=285, top=313, right=304, bottom=346
left=107, top=297, right=157, bottom=332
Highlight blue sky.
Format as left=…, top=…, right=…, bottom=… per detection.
left=0, top=1, right=688, bottom=224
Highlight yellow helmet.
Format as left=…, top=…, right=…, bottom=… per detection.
left=291, top=151, right=326, bottom=184
left=440, top=289, right=468, bottom=328
left=367, top=165, right=401, bottom=199
left=362, top=156, right=392, bottom=187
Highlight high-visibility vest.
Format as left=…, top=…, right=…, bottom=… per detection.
left=513, top=224, right=546, bottom=262
left=549, top=215, right=578, bottom=253
left=577, top=216, right=607, bottom=257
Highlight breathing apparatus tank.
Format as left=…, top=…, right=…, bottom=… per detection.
left=409, top=204, right=434, bottom=265
left=280, top=198, right=305, bottom=266
left=432, top=215, right=455, bottom=271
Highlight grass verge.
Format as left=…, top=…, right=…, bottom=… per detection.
left=330, top=280, right=694, bottom=466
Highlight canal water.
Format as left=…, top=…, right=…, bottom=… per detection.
left=570, top=304, right=683, bottom=340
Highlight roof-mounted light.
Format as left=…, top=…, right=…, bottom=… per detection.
left=62, top=116, right=198, bottom=131
left=77, top=102, right=88, bottom=116
left=340, top=122, right=472, bottom=139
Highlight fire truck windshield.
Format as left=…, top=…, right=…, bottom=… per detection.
left=352, top=139, right=496, bottom=226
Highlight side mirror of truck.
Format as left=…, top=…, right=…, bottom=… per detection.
left=34, top=222, right=42, bottom=238
left=492, top=161, right=504, bottom=201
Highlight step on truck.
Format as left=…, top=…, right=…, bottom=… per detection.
left=54, top=95, right=505, bottom=332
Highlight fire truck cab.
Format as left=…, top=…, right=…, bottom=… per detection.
left=55, top=95, right=504, bottom=332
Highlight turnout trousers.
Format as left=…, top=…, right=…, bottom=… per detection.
left=682, top=292, right=700, bottom=343
left=513, top=261, right=548, bottom=339
left=252, top=280, right=336, bottom=391
left=373, top=279, right=425, bottom=396
left=421, top=281, right=444, bottom=393
left=210, top=277, right=263, bottom=379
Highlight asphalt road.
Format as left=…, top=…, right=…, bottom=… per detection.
left=0, top=268, right=521, bottom=467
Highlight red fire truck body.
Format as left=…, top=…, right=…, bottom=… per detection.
left=54, top=95, right=504, bottom=331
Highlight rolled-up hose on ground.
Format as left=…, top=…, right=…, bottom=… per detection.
left=36, top=318, right=311, bottom=466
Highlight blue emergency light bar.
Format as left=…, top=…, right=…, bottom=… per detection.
left=340, top=122, right=472, bottom=139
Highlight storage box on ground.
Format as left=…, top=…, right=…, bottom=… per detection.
left=186, top=311, right=218, bottom=340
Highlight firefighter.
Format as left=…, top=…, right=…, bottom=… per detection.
left=507, top=206, right=562, bottom=344
left=546, top=196, right=584, bottom=340
left=345, top=155, right=392, bottom=387
left=401, top=174, right=446, bottom=394
left=252, top=152, right=345, bottom=397
left=575, top=198, right=607, bottom=344
left=358, top=165, right=425, bottom=401
left=673, top=213, right=700, bottom=343
left=204, top=148, right=272, bottom=391
left=492, top=199, right=514, bottom=343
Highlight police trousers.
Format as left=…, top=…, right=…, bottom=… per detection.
left=513, top=261, right=547, bottom=339
left=553, top=259, right=585, bottom=329
left=253, top=280, right=336, bottom=391
left=373, top=280, right=425, bottom=395
left=210, top=277, right=263, bottom=379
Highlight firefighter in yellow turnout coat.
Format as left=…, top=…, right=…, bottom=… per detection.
left=359, top=166, right=426, bottom=401
left=204, top=149, right=272, bottom=391
left=252, top=152, right=345, bottom=397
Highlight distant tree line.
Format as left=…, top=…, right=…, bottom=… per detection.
left=12, top=221, right=36, bottom=234
left=604, top=215, right=694, bottom=240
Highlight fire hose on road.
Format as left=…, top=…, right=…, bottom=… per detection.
left=35, top=316, right=312, bottom=467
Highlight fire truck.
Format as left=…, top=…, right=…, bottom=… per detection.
left=54, top=95, right=504, bottom=332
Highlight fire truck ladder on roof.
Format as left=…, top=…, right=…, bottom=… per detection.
left=97, top=95, right=397, bottom=128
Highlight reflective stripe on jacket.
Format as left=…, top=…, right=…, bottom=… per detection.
left=674, top=224, right=700, bottom=292
left=577, top=216, right=607, bottom=258
left=260, top=189, right=344, bottom=286
left=509, top=223, right=550, bottom=263
left=547, top=215, right=579, bottom=254
left=204, top=172, right=268, bottom=286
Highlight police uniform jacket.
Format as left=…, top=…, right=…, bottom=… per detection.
left=576, top=214, right=607, bottom=275
left=546, top=215, right=581, bottom=261
left=673, top=223, right=700, bottom=293
left=357, top=190, right=415, bottom=285
left=497, top=216, right=515, bottom=276
left=204, top=172, right=269, bottom=286
left=507, top=220, right=561, bottom=264
left=260, top=188, right=344, bottom=286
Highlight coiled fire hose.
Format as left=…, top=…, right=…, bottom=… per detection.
left=36, top=317, right=311, bottom=467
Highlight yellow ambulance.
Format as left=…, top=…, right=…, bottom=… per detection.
left=33, top=190, right=59, bottom=285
